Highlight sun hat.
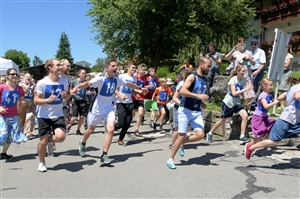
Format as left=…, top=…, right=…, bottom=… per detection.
left=166, top=78, right=174, bottom=85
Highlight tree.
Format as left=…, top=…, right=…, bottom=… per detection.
left=87, top=0, right=256, bottom=68
left=55, top=32, right=74, bottom=72
left=32, top=55, right=44, bottom=66
left=91, top=57, right=108, bottom=72
left=4, top=49, right=31, bottom=69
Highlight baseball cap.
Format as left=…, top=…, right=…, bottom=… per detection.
left=250, top=38, right=259, bottom=43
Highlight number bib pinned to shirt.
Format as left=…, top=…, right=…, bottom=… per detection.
left=45, top=85, right=65, bottom=105
left=1, top=90, right=20, bottom=107
left=99, top=78, right=117, bottom=97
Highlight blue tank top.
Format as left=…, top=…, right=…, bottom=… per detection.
left=180, top=72, right=207, bottom=111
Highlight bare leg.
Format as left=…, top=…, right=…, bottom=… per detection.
left=251, top=139, right=279, bottom=151
left=37, top=135, right=48, bottom=163
left=210, top=118, right=226, bottom=133
left=239, top=109, right=248, bottom=137
left=1, top=142, right=10, bottom=154
left=103, top=120, right=115, bottom=153
left=82, top=125, right=96, bottom=143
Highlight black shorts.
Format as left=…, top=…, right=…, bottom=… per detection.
left=133, top=100, right=144, bottom=110
left=221, top=102, right=244, bottom=118
left=157, top=103, right=167, bottom=111
left=72, top=100, right=88, bottom=117
left=38, top=117, right=66, bottom=137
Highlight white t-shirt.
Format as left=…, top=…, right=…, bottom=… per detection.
left=116, top=73, right=137, bottom=104
left=90, top=75, right=126, bottom=115
left=35, top=76, right=68, bottom=118
left=223, top=76, right=246, bottom=108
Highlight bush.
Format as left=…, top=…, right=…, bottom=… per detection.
left=156, top=66, right=170, bottom=77
left=220, top=59, right=230, bottom=75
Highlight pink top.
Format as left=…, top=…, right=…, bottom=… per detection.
left=0, top=83, right=24, bottom=117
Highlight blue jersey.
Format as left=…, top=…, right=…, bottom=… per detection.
left=180, top=72, right=207, bottom=111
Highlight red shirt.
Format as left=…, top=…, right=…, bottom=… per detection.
left=144, top=75, right=159, bottom=99
left=0, top=83, right=24, bottom=117
left=131, top=74, right=146, bottom=101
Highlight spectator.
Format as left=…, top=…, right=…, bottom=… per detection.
left=205, top=42, right=222, bottom=100
left=249, top=38, right=266, bottom=94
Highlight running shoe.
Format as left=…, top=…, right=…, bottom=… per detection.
left=166, top=159, right=176, bottom=169
left=79, top=141, right=86, bottom=157
left=150, top=120, right=154, bottom=128
left=239, top=136, right=251, bottom=144
left=206, top=132, right=213, bottom=143
left=117, top=140, right=124, bottom=146
left=245, top=143, right=253, bottom=160
left=100, top=155, right=113, bottom=164
left=178, top=145, right=185, bottom=157
left=38, top=162, right=47, bottom=172
left=76, top=130, right=83, bottom=135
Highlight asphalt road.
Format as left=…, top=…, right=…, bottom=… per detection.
left=1, top=116, right=299, bottom=198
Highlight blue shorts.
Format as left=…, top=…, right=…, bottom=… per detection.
left=177, top=107, right=204, bottom=134
left=269, top=118, right=300, bottom=141
left=221, top=103, right=244, bottom=118
left=0, top=116, right=27, bottom=145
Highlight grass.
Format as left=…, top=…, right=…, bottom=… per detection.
left=205, top=99, right=283, bottom=115
left=292, top=70, right=300, bottom=79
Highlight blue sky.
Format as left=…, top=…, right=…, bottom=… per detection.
left=0, top=0, right=107, bottom=66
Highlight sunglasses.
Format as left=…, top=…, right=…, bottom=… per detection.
left=9, top=73, right=18, bottom=76
left=251, top=43, right=257, bottom=46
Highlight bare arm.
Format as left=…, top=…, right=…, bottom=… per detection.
left=225, top=46, right=237, bottom=61
left=71, top=81, right=91, bottom=94
left=179, top=74, right=209, bottom=101
left=284, top=57, right=292, bottom=68
left=260, top=98, right=279, bottom=110
left=34, top=92, right=56, bottom=105
left=230, top=83, right=253, bottom=97
left=172, top=90, right=181, bottom=105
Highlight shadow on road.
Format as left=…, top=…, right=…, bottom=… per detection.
left=49, top=159, right=97, bottom=172
left=110, top=149, right=163, bottom=164
left=178, top=152, right=225, bottom=166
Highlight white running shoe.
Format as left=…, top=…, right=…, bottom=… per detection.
left=38, top=162, right=47, bottom=172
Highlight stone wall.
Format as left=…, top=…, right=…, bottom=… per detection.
left=203, top=109, right=252, bottom=140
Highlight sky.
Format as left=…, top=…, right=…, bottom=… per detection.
left=0, top=0, right=107, bottom=66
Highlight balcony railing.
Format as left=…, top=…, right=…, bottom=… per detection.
left=260, top=3, right=300, bottom=24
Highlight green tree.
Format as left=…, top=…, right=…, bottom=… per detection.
left=32, top=55, right=44, bottom=66
left=4, top=49, right=30, bottom=69
left=91, top=57, right=108, bottom=72
left=55, top=32, right=74, bottom=71
left=87, top=0, right=256, bottom=69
